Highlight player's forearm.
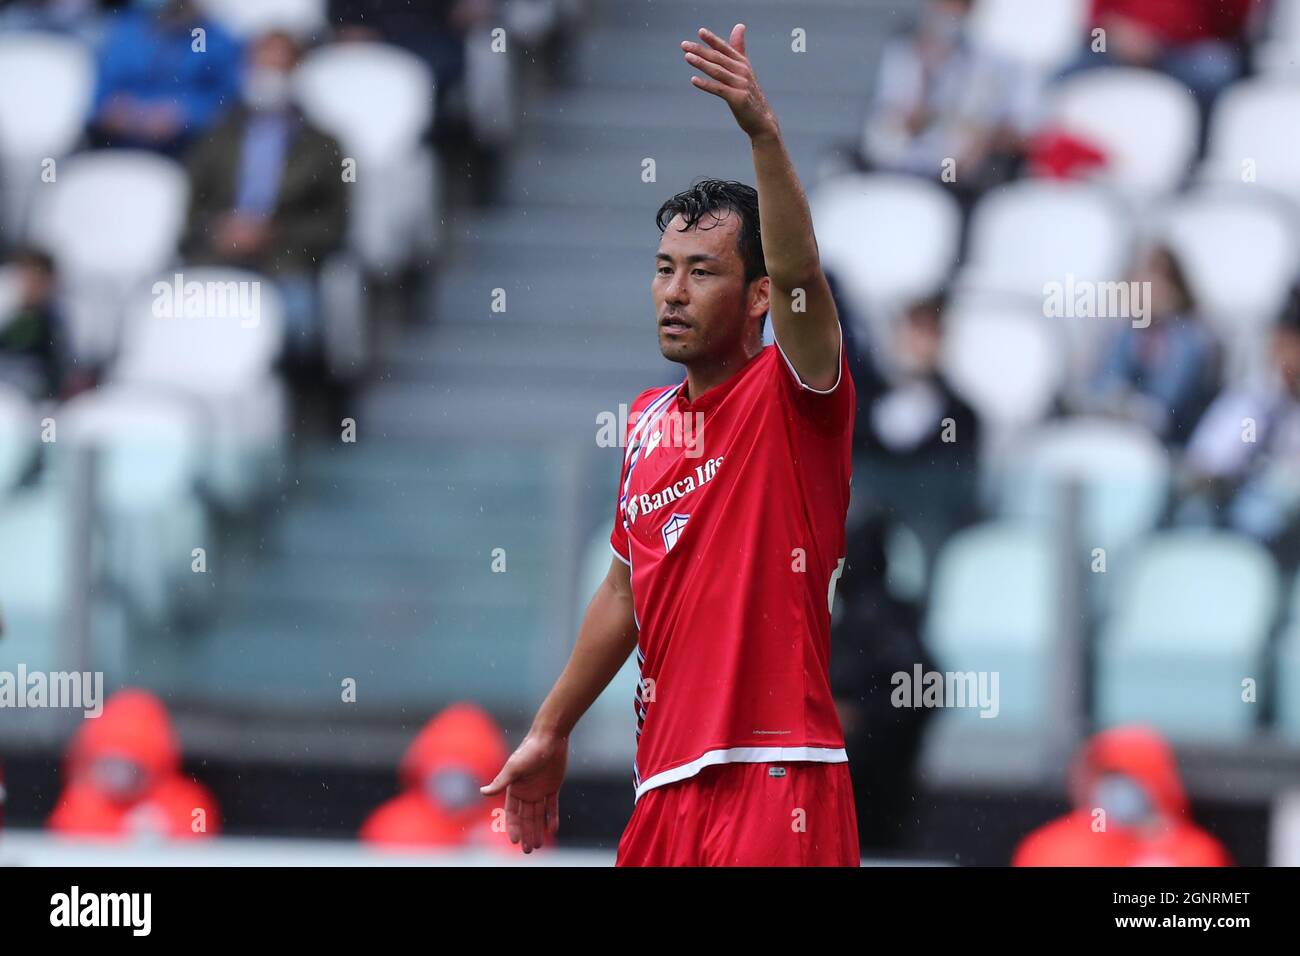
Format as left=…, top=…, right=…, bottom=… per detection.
left=749, top=126, right=823, bottom=289
left=529, top=577, right=638, bottom=739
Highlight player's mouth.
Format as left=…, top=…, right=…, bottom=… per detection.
left=660, top=315, right=693, bottom=337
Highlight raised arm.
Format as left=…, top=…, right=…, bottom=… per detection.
left=480, top=556, right=638, bottom=853
left=682, top=23, right=841, bottom=389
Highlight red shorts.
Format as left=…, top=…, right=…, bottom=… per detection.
left=615, top=760, right=859, bottom=867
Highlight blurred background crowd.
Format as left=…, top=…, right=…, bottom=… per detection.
left=1, top=0, right=1299, bottom=866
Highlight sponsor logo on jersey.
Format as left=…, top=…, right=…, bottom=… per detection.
left=626, top=456, right=723, bottom=526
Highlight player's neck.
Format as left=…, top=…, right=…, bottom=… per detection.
left=683, top=341, right=764, bottom=403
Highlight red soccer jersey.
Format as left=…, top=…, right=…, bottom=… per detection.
left=610, top=332, right=856, bottom=800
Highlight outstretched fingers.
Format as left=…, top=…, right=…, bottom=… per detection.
left=697, top=26, right=742, bottom=62
left=683, top=48, right=746, bottom=89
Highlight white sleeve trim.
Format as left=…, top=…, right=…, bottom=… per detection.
left=772, top=322, right=844, bottom=395
left=609, top=542, right=631, bottom=566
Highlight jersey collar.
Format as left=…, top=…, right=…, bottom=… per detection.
left=675, top=346, right=767, bottom=413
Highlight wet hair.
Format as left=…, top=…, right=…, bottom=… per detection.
left=656, top=179, right=767, bottom=285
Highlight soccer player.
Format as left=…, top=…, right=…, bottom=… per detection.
left=481, top=23, right=858, bottom=866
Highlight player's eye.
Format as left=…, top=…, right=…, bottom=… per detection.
left=692, top=269, right=711, bottom=277
left=656, top=265, right=672, bottom=275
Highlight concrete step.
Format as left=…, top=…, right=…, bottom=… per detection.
left=359, top=377, right=679, bottom=440
left=502, top=121, right=846, bottom=205
left=569, top=25, right=886, bottom=96
left=432, top=269, right=655, bottom=325
left=602, top=0, right=909, bottom=39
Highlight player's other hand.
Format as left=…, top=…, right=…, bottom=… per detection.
left=681, top=23, right=777, bottom=141
left=479, top=731, right=567, bottom=853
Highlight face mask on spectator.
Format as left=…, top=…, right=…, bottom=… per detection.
left=87, top=755, right=149, bottom=804
left=1090, top=773, right=1156, bottom=829
left=424, top=767, right=482, bottom=813
left=243, top=68, right=294, bottom=112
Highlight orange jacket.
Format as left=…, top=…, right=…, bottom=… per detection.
left=1013, top=726, right=1231, bottom=866
left=361, top=702, right=516, bottom=851
left=48, top=689, right=219, bottom=839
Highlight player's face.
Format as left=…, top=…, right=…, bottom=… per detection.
left=653, top=211, right=762, bottom=365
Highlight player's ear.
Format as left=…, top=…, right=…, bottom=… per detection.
left=749, top=274, right=770, bottom=324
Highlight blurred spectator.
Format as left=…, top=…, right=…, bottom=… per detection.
left=0, top=0, right=110, bottom=46
left=181, top=30, right=348, bottom=363
left=855, top=291, right=981, bottom=466
left=360, top=702, right=516, bottom=851
left=0, top=247, right=81, bottom=401
left=1013, top=725, right=1231, bottom=865
left=860, top=0, right=1034, bottom=198
left=831, top=509, right=939, bottom=854
left=847, top=288, right=981, bottom=566
left=89, top=0, right=241, bottom=155
left=1179, top=287, right=1300, bottom=557
left=1065, top=0, right=1258, bottom=114
left=1077, top=244, right=1219, bottom=446
left=47, top=688, right=220, bottom=839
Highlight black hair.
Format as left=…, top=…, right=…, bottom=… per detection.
left=10, top=245, right=55, bottom=275
left=907, top=289, right=950, bottom=324
left=655, top=179, right=767, bottom=285
left=1145, top=244, right=1197, bottom=316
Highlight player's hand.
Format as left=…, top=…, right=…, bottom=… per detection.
left=682, top=24, right=778, bottom=141
left=479, top=731, right=567, bottom=853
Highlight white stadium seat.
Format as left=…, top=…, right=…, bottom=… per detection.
left=0, top=33, right=93, bottom=239
left=115, top=267, right=285, bottom=390
left=1097, top=530, right=1279, bottom=742
left=811, top=173, right=962, bottom=331
left=27, top=150, right=189, bottom=364
left=0, top=482, right=69, bottom=675
left=1152, top=188, right=1300, bottom=382
left=925, top=521, right=1057, bottom=727
left=293, top=43, right=440, bottom=272
left=113, top=268, right=287, bottom=509
left=968, top=0, right=1089, bottom=74
left=939, top=295, right=1066, bottom=449
left=1201, top=79, right=1300, bottom=205
left=999, top=417, right=1170, bottom=558
left=1048, top=67, right=1199, bottom=201
left=55, top=384, right=210, bottom=625
left=0, top=383, right=35, bottom=496
left=959, top=180, right=1131, bottom=300
left=1255, top=0, right=1300, bottom=76
left=195, top=0, right=326, bottom=39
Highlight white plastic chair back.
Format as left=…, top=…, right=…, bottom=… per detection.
left=1050, top=67, right=1198, bottom=200
left=961, top=180, right=1130, bottom=299
left=1202, top=80, right=1300, bottom=203
left=812, top=172, right=962, bottom=320
left=114, top=267, right=285, bottom=393
left=195, top=0, right=326, bottom=39
left=967, top=0, right=1089, bottom=73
